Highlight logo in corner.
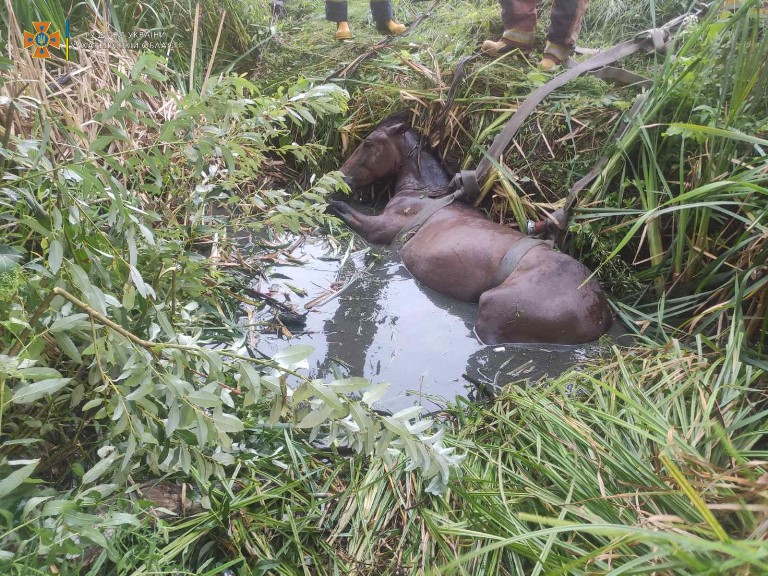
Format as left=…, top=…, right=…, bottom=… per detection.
left=23, top=21, right=61, bottom=59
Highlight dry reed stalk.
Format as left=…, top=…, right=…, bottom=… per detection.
left=190, top=2, right=201, bottom=94
left=201, top=10, right=227, bottom=96
left=1, top=19, right=183, bottom=215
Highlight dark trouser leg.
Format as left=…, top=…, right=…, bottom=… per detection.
left=545, top=0, right=589, bottom=61
left=499, top=0, right=536, bottom=48
left=371, top=0, right=406, bottom=34
left=370, top=0, right=394, bottom=25
left=325, top=0, right=348, bottom=22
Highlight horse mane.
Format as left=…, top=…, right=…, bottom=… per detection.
left=375, top=111, right=412, bottom=129
left=365, top=113, right=452, bottom=199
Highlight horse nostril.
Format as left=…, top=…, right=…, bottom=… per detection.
left=342, top=175, right=353, bottom=188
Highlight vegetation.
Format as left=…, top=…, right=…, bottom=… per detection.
left=0, top=0, right=766, bottom=574
left=577, top=3, right=768, bottom=349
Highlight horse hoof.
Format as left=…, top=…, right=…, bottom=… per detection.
left=325, top=199, right=350, bottom=216
left=275, top=310, right=307, bottom=328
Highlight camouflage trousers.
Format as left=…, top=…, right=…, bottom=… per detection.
left=498, top=0, right=589, bottom=61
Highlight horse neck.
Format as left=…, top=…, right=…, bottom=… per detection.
left=394, top=132, right=450, bottom=198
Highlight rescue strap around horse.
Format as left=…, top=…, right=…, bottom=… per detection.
left=392, top=188, right=463, bottom=247
left=563, top=91, right=648, bottom=214
left=444, top=4, right=712, bottom=235
left=511, top=88, right=648, bottom=241
left=392, top=191, right=552, bottom=284
left=491, top=236, right=550, bottom=287
left=523, top=83, right=651, bottom=240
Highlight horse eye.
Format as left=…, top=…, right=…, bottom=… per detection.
left=363, top=141, right=373, bottom=148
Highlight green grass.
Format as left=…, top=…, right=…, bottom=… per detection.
left=1, top=0, right=767, bottom=574
left=304, top=340, right=767, bottom=575
left=13, top=340, right=758, bottom=575
left=576, top=2, right=768, bottom=350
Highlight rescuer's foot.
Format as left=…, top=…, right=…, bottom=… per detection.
left=335, top=21, right=352, bottom=40
left=538, top=55, right=561, bottom=71
left=539, top=41, right=569, bottom=71
left=380, top=19, right=407, bottom=35
left=482, top=28, right=533, bottom=56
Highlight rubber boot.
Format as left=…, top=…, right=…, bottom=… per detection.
left=371, top=1, right=405, bottom=35
left=538, top=41, right=570, bottom=71
left=382, top=19, right=407, bottom=35
left=481, top=28, right=534, bottom=56
left=537, top=55, right=561, bottom=71
left=326, top=1, right=351, bottom=40
left=336, top=21, right=352, bottom=40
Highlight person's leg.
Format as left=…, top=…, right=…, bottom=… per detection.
left=482, top=0, right=536, bottom=55
left=541, top=0, right=589, bottom=69
left=326, top=0, right=352, bottom=40
left=370, top=0, right=407, bottom=35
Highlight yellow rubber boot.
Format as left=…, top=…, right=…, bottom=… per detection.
left=481, top=29, right=534, bottom=56
left=335, top=21, right=352, bottom=40
left=383, top=19, right=407, bottom=35
left=482, top=38, right=523, bottom=55
left=538, top=42, right=569, bottom=71
left=537, top=55, right=560, bottom=72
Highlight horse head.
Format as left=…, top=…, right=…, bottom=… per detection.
left=339, top=122, right=412, bottom=190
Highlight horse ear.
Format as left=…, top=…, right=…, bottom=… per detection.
left=385, top=123, right=410, bottom=136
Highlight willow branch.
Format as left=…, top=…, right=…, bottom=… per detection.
left=9, top=287, right=306, bottom=375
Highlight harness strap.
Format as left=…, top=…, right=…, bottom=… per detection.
left=523, top=89, right=650, bottom=242
left=563, top=91, right=649, bottom=214
left=444, top=6, right=710, bottom=202
left=474, top=38, right=657, bottom=185
left=491, top=236, right=550, bottom=287
left=393, top=189, right=462, bottom=248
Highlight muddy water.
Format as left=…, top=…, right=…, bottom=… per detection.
left=249, top=236, right=624, bottom=413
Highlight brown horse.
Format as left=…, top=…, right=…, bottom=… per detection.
left=326, top=120, right=612, bottom=344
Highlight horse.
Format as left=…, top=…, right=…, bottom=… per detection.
left=326, top=119, right=613, bottom=345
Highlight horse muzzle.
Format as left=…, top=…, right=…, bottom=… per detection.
left=340, top=172, right=363, bottom=191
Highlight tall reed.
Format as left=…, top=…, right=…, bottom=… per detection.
left=577, top=1, right=768, bottom=351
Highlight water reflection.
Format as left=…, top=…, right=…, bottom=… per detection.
left=249, top=236, right=620, bottom=412
left=316, top=258, right=386, bottom=380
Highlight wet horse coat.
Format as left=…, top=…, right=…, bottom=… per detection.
left=326, top=121, right=612, bottom=344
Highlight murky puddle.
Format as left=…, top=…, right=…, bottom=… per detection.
left=245, top=234, right=626, bottom=413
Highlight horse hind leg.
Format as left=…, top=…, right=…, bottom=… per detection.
left=474, top=284, right=541, bottom=345
left=474, top=279, right=612, bottom=345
